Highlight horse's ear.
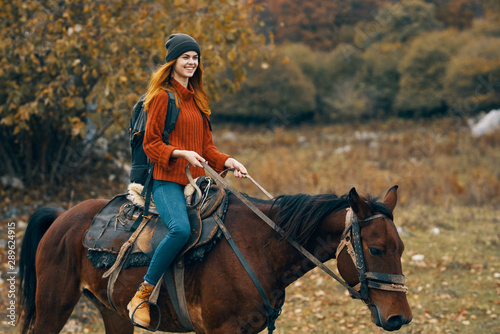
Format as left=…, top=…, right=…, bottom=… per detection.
left=349, top=187, right=371, bottom=220
left=383, top=185, right=399, bottom=212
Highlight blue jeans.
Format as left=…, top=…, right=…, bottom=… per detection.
left=143, top=180, right=191, bottom=285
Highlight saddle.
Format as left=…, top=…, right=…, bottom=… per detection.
left=83, top=176, right=228, bottom=268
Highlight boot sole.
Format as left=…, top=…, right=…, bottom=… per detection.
left=127, top=303, right=150, bottom=328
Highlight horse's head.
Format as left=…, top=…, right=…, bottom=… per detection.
left=336, top=186, right=412, bottom=331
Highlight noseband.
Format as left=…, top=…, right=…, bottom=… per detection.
left=335, top=208, right=408, bottom=301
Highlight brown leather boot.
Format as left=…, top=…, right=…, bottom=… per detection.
left=127, top=283, right=154, bottom=327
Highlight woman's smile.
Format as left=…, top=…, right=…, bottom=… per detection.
left=173, top=51, right=199, bottom=82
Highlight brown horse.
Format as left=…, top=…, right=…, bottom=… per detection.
left=19, top=185, right=412, bottom=333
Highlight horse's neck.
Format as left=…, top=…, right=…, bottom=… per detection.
left=264, top=208, right=347, bottom=288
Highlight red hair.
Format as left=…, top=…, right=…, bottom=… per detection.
left=144, top=59, right=211, bottom=115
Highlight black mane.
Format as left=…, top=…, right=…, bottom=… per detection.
left=364, top=196, right=394, bottom=222
left=271, top=192, right=392, bottom=245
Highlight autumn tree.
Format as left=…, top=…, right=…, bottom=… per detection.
left=0, top=0, right=261, bottom=187
left=352, top=0, right=443, bottom=45
left=471, top=16, right=500, bottom=38
left=443, top=35, right=500, bottom=117
left=432, top=0, right=484, bottom=29
left=254, top=0, right=385, bottom=50
left=485, top=0, right=500, bottom=16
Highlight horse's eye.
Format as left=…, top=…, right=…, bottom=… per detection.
left=369, top=248, right=383, bottom=257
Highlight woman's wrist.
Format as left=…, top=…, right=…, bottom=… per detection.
left=224, top=157, right=235, bottom=168
left=172, top=149, right=206, bottom=167
left=171, top=149, right=185, bottom=159
left=224, top=157, right=247, bottom=178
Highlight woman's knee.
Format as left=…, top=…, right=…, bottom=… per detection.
left=170, top=223, right=191, bottom=243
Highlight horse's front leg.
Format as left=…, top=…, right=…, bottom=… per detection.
left=204, top=315, right=266, bottom=334
left=200, top=300, right=269, bottom=334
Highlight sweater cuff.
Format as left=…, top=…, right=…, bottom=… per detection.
left=213, top=153, right=231, bottom=175
left=158, top=145, right=178, bottom=171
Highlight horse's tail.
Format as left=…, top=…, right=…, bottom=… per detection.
left=19, top=206, right=65, bottom=334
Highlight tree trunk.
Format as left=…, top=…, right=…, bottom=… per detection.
left=0, top=138, right=16, bottom=176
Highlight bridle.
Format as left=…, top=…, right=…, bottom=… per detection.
left=195, top=162, right=408, bottom=332
left=198, top=162, right=408, bottom=301
left=335, top=208, right=408, bottom=301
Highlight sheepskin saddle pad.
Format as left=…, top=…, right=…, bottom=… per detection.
left=83, top=176, right=228, bottom=269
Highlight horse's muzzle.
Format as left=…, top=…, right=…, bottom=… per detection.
left=385, top=314, right=409, bottom=331
left=371, top=305, right=412, bottom=331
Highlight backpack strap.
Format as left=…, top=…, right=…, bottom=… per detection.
left=205, top=115, right=212, bottom=131
left=129, top=94, right=146, bottom=134
left=163, top=90, right=211, bottom=137
left=163, top=91, right=180, bottom=144
left=130, top=92, right=180, bottom=232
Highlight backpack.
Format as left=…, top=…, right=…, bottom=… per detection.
left=129, top=91, right=179, bottom=185
left=127, top=91, right=180, bottom=231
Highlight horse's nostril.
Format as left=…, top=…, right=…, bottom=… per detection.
left=387, top=315, right=405, bottom=329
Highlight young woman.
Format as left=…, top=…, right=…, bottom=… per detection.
left=127, top=33, right=247, bottom=327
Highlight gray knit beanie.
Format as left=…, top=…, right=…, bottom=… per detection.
left=165, top=34, right=201, bottom=63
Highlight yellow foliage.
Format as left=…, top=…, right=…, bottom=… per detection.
left=0, top=115, right=13, bottom=126
left=0, top=0, right=263, bottom=184
left=227, top=49, right=237, bottom=62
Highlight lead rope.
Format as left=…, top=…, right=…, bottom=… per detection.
left=217, top=166, right=274, bottom=200
left=199, top=162, right=363, bottom=298
left=210, top=165, right=408, bottom=304
left=245, top=174, right=274, bottom=200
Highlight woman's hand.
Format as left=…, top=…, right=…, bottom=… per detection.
left=224, top=158, right=248, bottom=178
left=172, top=150, right=206, bottom=168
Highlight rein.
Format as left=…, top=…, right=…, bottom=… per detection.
left=197, top=162, right=408, bottom=329
left=199, top=163, right=361, bottom=296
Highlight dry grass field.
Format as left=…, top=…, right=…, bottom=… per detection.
left=1, top=118, right=499, bottom=333
left=215, top=118, right=499, bottom=207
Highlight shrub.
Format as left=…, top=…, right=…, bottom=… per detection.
left=443, top=36, right=500, bottom=116
left=323, top=78, right=373, bottom=120
left=394, top=29, right=467, bottom=117
left=282, top=43, right=362, bottom=96
left=213, top=48, right=316, bottom=123
left=355, top=42, right=404, bottom=117
left=281, top=43, right=366, bottom=120
left=353, top=0, right=443, bottom=45
left=471, top=16, right=500, bottom=38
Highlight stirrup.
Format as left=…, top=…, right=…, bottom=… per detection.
left=130, top=300, right=161, bottom=332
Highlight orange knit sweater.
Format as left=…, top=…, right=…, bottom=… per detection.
left=143, top=79, right=230, bottom=185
